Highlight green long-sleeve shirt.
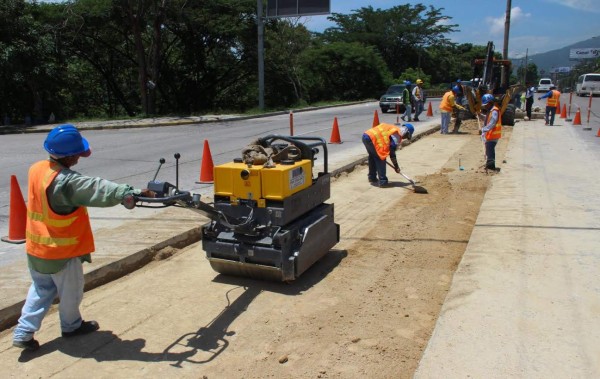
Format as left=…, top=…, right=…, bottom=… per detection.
left=28, top=158, right=140, bottom=274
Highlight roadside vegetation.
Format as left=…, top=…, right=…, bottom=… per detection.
left=0, top=0, right=568, bottom=124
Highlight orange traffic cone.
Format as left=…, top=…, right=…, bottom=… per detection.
left=426, top=102, right=433, bottom=117
left=372, top=110, right=380, bottom=128
left=573, top=108, right=582, bottom=125
left=329, top=117, right=342, bottom=144
left=560, top=104, right=567, bottom=118
left=197, top=139, right=214, bottom=183
left=556, top=99, right=561, bottom=114
left=1, top=175, right=27, bottom=244
left=596, top=128, right=600, bottom=137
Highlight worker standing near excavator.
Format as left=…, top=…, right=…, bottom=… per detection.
left=12, top=124, right=155, bottom=352
left=478, top=94, right=502, bottom=172
left=538, top=85, right=561, bottom=126
left=439, top=86, right=466, bottom=134
left=362, top=123, right=414, bottom=187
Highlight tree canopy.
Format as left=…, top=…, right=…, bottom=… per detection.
left=0, top=1, right=523, bottom=124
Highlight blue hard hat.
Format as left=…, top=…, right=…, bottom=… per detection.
left=402, top=123, right=414, bottom=139
left=44, top=124, right=91, bottom=158
left=452, top=85, right=460, bottom=93
left=481, top=94, right=495, bottom=105
left=405, top=80, right=412, bottom=86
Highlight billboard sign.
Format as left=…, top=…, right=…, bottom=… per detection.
left=267, top=0, right=330, bottom=18
left=569, top=48, right=600, bottom=59
left=550, top=67, right=571, bottom=74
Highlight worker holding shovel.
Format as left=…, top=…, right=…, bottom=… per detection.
left=362, top=123, right=413, bottom=187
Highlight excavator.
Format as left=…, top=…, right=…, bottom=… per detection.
left=457, top=41, right=524, bottom=126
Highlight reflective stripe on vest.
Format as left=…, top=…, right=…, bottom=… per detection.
left=485, top=106, right=502, bottom=141
left=546, top=90, right=560, bottom=107
left=25, top=160, right=95, bottom=259
left=365, top=123, right=399, bottom=160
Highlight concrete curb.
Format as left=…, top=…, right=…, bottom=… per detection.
left=0, top=116, right=440, bottom=332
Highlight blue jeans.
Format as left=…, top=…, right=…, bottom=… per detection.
left=441, top=112, right=451, bottom=133
left=13, top=258, right=85, bottom=342
left=403, top=104, right=412, bottom=121
left=485, top=140, right=498, bottom=168
left=545, top=106, right=557, bottom=125
left=414, top=101, right=424, bottom=119
left=362, top=136, right=387, bottom=184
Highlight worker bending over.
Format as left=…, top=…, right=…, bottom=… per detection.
left=439, top=86, right=466, bottom=134
left=362, top=123, right=414, bottom=187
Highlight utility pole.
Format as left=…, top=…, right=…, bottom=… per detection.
left=502, top=0, right=512, bottom=88
left=257, top=0, right=265, bottom=110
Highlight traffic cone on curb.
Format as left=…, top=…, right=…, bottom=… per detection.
left=427, top=102, right=433, bottom=117
left=1, top=175, right=27, bottom=244
left=372, top=110, right=380, bottom=128
left=197, top=139, right=214, bottom=184
left=560, top=104, right=567, bottom=118
left=329, top=117, right=342, bottom=144
left=573, top=108, right=582, bottom=125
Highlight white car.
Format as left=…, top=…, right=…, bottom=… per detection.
left=537, top=78, right=553, bottom=93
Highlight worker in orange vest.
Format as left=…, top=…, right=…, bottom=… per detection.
left=362, top=123, right=414, bottom=187
left=478, top=94, right=502, bottom=172
left=12, top=124, right=155, bottom=352
left=538, top=85, right=561, bottom=126
left=439, top=86, right=466, bottom=134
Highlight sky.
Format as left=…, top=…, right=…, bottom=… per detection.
left=298, top=0, right=600, bottom=58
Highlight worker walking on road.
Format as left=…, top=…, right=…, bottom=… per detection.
left=525, top=82, right=536, bottom=120
left=478, top=94, right=502, bottom=172
left=12, top=124, right=155, bottom=352
left=412, top=79, right=425, bottom=121
left=362, top=123, right=414, bottom=187
left=439, top=86, right=466, bottom=134
left=401, top=81, right=413, bottom=122
left=538, top=85, right=561, bottom=126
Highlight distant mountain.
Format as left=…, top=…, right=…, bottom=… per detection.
left=510, top=36, right=600, bottom=76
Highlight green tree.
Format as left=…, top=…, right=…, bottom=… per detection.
left=322, top=4, right=457, bottom=79
left=299, top=41, right=392, bottom=103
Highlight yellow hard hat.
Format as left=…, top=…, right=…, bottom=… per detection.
left=416, top=79, right=423, bottom=84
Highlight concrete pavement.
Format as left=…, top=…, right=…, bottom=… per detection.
left=415, top=118, right=600, bottom=377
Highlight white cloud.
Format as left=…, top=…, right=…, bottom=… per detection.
left=545, top=0, right=600, bottom=13
left=486, top=7, right=531, bottom=36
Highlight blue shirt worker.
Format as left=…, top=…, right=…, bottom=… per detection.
left=478, top=94, right=502, bottom=172
left=538, top=85, right=561, bottom=125
left=12, top=124, right=155, bottom=352
left=362, top=123, right=414, bottom=187
left=525, top=82, right=536, bottom=120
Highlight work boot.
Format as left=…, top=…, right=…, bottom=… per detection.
left=378, top=180, right=390, bottom=188
left=413, top=117, right=419, bottom=121
left=13, top=338, right=40, bottom=351
left=62, top=320, right=99, bottom=338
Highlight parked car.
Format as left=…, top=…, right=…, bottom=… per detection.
left=537, top=78, right=553, bottom=93
left=379, top=84, right=407, bottom=113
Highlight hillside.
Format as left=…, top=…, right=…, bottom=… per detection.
left=511, top=36, right=600, bottom=75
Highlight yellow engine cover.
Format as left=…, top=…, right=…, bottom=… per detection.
left=214, top=160, right=312, bottom=201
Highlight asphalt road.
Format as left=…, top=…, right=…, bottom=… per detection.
left=0, top=100, right=440, bottom=266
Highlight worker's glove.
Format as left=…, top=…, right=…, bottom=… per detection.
left=139, top=189, right=156, bottom=198
left=394, top=167, right=401, bottom=174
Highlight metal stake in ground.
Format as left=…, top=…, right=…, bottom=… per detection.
left=385, top=161, right=428, bottom=194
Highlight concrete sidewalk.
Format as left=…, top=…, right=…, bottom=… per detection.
left=415, top=119, right=600, bottom=377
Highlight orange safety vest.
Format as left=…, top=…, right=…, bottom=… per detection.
left=484, top=106, right=502, bottom=141
left=364, top=123, right=400, bottom=160
left=25, top=160, right=95, bottom=259
left=546, top=90, right=560, bottom=108
left=439, top=91, right=454, bottom=112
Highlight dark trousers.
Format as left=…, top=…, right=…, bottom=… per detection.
left=362, top=137, right=387, bottom=184
left=545, top=106, right=557, bottom=125
left=526, top=97, right=534, bottom=119
left=485, top=140, right=498, bottom=169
